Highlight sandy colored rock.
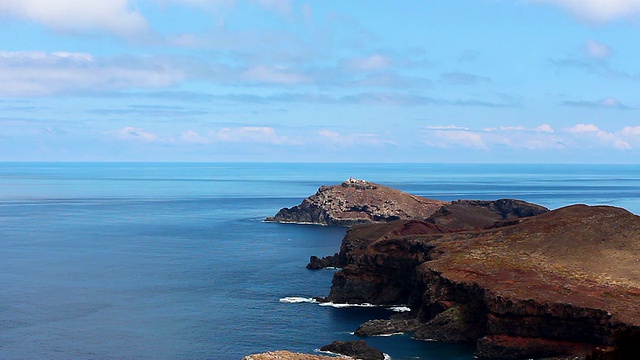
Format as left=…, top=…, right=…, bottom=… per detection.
left=242, top=350, right=352, bottom=360
left=267, top=179, right=447, bottom=226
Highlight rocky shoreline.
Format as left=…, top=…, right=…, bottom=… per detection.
left=264, top=181, right=640, bottom=360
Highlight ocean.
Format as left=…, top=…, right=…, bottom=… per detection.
left=1, top=163, right=639, bottom=360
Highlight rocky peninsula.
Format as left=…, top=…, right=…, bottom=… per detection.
left=266, top=178, right=446, bottom=226
left=263, top=180, right=640, bottom=359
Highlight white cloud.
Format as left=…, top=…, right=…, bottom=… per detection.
left=106, top=127, right=158, bottom=142
left=347, top=54, right=392, bottom=71
left=486, top=124, right=555, bottom=133
left=530, top=0, right=640, bottom=22
left=537, top=124, right=556, bottom=133
left=567, top=123, right=632, bottom=149
left=0, top=51, right=186, bottom=96
left=0, top=0, right=147, bottom=36
left=210, top=127, right=294, bottom=145
left=621, top=126, right=640, bottom=136
left=425, top=129, right=487, bottom=149
left=426, top=123, right=640, bottom=152
left=181, top=130, right=208, bottom=144
left=318, top=129, right=392, bottom=146
left=568, top=123, right=602, bottom=133
left=585, top=40, right=612, bottom=58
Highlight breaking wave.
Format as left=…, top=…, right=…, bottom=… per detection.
left=278, top=297, right=318, bottom=304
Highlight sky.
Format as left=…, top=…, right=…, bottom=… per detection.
left=1, top=0, right=640, bottom=163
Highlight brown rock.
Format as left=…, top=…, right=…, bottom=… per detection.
left=426, top=199, right=549, bottom=230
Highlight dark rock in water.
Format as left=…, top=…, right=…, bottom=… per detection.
left=306, top=253, right=344, bottom=270
left=320, top=340, right=384, bottom=360
left=317, top=204, right=640, bottom=359
left=426, top=198, right=549, bottom=230
left=413, top=304, right=483, bottom=343
left=354, top=313, right=419, bottom=337
left=266, top=179, right=447, bottom=226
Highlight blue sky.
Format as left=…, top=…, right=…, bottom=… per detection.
left=1, top=0, right=640, bottom=162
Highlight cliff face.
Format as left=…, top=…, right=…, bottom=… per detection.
left=266, top=179, right=447, bottom=226
left=316, top=205, right=640, bottom=359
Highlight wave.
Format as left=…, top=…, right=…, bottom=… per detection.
left=373, top=332, right=404, bottom=337
left=389, top=306, right=411, bottom=312
left=318, top=302, right=377, bottom=308
left=280, top=297, right=411, bottom=313
left=263, top=219, right=330, bottom=226
left=317, top=349, right=392, bottom=360
left=278, top=297, right=318, bottom=304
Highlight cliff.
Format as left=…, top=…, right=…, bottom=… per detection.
left=313, top=205, right=640, bottom=359
left=266, top=178, right=447, bottom=226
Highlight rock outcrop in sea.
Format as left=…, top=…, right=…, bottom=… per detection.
left=311, top=204, right=640, bottom=359
left=319, top=340, right=385, bottom=360
left=266, top=178, right=447, bottom=226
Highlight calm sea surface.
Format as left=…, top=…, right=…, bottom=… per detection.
left=1, top=163, right=639, bottom=359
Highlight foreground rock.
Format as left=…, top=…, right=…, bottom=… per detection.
left=354, top=313, right=419, bottom=337
left=266, top=178, right=447, bottom=226
left=315, top=205, right=640, bottom=359
left=242, top=350, right=351, bottom=359
left=319, top=340, right=384, bottom=360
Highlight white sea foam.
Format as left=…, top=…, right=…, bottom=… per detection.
left=316, top=349, right=342, bottom=357
left=318, top=302, right=377, bottom=308
left=374, top=332, right=404, bottom=337
left=317, top=348, right=392, bottom=360
left=280, top=298, right=410, bottom=314
left=264, top=219, right=329, bottom=226
left=278, top=297, right=317, bottom=304
left=389, top=306, right=411, bottom=312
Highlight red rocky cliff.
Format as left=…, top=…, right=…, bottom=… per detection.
left=314, top=205, right=640, bottom=359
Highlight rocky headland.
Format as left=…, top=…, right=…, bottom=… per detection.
left=311, top=204, right=640, bottom=359
left=266, top=178, right=447, bottom=226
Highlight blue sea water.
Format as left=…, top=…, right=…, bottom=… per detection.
left=1, top=163, right=639, bottom=360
